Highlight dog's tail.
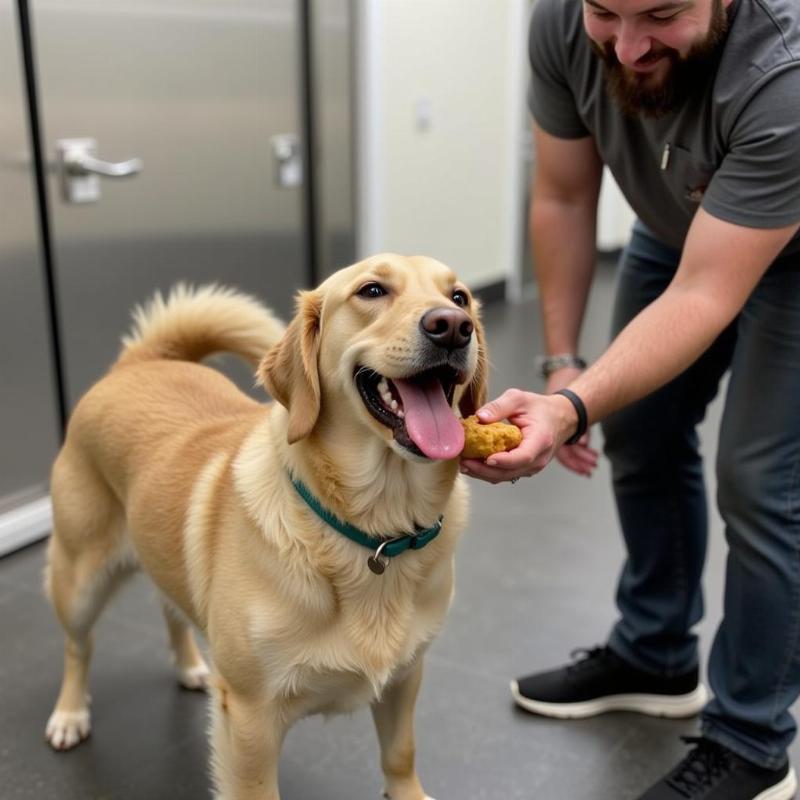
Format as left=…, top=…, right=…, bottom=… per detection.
left=115, top=283, right=285, bottom=369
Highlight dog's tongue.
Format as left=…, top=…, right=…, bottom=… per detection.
left=392, top=376, right=464, bottom=460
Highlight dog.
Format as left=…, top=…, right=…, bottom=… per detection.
left=43, top=253, right=487, bottom=800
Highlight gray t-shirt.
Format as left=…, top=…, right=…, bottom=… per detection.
left=528, top=0, right=800, bottom=263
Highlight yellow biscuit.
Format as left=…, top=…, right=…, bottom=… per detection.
left=460, top=415, right=523, bottom=459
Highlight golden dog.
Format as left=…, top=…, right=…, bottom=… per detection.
left=43, top=253, right=487, bottom=800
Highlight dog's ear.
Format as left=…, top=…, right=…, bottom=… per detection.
left=458, top=309, right=488, bottom=417
left=258, top=290, right=322, bottom=444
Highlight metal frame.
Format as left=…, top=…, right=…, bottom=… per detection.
left=0, top=496, right=52, bottom=557
left=1, top=0, right=357, bottom=557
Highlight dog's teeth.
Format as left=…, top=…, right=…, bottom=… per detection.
left=397, top=410, right=404, bottom=419
left=374, top=376, right=403, bottom=417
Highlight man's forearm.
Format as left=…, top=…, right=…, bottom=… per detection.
left=567, top=283, right=732, bottom=426
left=532, top=195, right=598, bottom=356
left=564, top=209, right=799, bottom=429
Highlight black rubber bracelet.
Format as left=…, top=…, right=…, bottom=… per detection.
left=553, top=388, right=588, bottom=445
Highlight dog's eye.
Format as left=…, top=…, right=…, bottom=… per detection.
left=357, top=283, right=388, bottom=299
left=452, top=289, right=469, bottom=307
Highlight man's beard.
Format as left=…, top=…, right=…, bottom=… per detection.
left=591, top=0, right=729, bottom=118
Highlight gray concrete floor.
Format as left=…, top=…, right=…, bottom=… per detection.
left=1, top=263, right=794, bottom=799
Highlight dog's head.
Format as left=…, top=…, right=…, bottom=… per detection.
left=259, top=253, right=487, bottom=462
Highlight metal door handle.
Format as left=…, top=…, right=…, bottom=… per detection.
left=56, top=137, right=143, bottom=203
left=67, top=151, right=143, bottom=178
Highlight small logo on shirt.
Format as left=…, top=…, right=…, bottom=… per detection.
left=685, top=185, right=707, bottom=203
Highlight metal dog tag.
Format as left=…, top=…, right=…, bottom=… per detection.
left=367, top=555, right=387, bottom=575
left=367, top=540, right=392, bottom=575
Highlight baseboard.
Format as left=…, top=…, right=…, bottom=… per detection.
left=597, top=248, right=622, bottom=268
left=472, top=278, right=507, bottom=306
left=0, top=495, right=51, bottom=557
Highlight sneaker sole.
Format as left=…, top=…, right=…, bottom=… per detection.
left=754, top=767, right=797, bottom=800
left=509, top=679, right=709, bottom=719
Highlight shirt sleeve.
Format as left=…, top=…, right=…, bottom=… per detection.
left=702, top=66, right=800, bottom=229
left=527, top=0, right=590, bottom=139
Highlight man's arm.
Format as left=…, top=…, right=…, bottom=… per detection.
left=531, top=123, right=603, bottom=359
left=568, top=209, right=800, bottom=422
left=463, top=209, right=800, bottom=483
left=529, top=124, right=604, bottom=475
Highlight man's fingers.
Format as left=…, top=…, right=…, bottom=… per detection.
left=475, top=388, right=529, bottom=424
left=460, top=460, right=543, bottom=484
left=556, top=444, right=598, bottom=476
left=569, top=445, right=599, bottom=467
left=558, top=452, right=595, bottom=476
left=484, top=436, right=543, bottom=468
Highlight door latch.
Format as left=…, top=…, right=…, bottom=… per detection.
left=271, top=134, right=302, bottom=188
left=56, top=138, right=143, bottom=203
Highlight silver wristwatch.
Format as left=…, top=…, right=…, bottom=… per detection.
left=536, top=353, right=587, bottom=379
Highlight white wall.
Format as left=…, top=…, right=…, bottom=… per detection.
left=356, top=0, right=529, bottom=290
left=598, top=168, right=636, bottom=251
left=356, top=1, right=636, bottom=286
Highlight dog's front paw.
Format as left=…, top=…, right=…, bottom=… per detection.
left=45, top=708, right=91, bottom=750
left=177, top=662, right=211, bottom=691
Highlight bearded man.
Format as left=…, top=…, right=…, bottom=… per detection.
left=460, top=0, right=800, bottom=797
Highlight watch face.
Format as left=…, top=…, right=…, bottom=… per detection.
left=539, top=355, right=586, bottom=378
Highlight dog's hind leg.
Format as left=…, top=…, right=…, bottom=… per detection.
left=44, top=452, right=133, bottom=751
left=161, top=600, right=210, bottom=690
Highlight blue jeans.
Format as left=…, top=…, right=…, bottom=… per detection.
left=603, top=221, right=800, bottom=769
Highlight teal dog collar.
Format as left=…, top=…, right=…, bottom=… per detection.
left=289, top=476, right=444, bottom=575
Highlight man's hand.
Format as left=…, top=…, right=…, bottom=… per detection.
left=459, top=387, right=594, bottom=484
left=545, top=367, right=599, bottom=477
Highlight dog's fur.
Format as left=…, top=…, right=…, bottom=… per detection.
left=44, top=254, right=487, bottom=800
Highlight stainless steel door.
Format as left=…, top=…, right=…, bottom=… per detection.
left=0, top=0, right=61, bottom=512
left=33, top=0, right=308, bottom=408
left=311, top=0, right=355, bottom=279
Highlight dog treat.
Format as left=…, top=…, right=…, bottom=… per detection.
left=460, top=415, right=522, bottom=459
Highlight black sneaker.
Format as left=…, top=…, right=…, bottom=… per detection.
left=510, top=646, right=708, bottom=719
left=638, top=736, right=797, bottom=799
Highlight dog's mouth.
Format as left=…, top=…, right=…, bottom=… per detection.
left=355, top=365, right=466, bottom=460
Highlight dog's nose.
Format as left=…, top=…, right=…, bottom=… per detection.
left=420, top=307, right=473, bottom=350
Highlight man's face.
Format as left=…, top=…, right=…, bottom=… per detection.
left=583, top=0, right=733, bottom=117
